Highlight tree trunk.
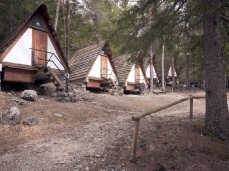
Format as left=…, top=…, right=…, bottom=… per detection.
left=54, top=0, right=61, bottom=31
left=185, top=53, right=190, bottom=89
left=202, top=0, right=229, bottom=141
left=161, top=43, right=165, bottom=91
left=62, top=0, right=66, bottom=58
left=150, top=46, right=154, bottom=93
left=148, top=5, right=154, bottom=94
left=171, top=57, right=175, bottom=91
left=66, top=0, right=71, bottom=61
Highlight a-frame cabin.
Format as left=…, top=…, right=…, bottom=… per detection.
left=0, top=4, right=70, bottom=91
left=167, top=66, right=177, bottom=80
left=113, top=52, right=148, bottom=93
left=143, top=55, right=158, bottom=86
left=68, top=40, right=118, bottom=90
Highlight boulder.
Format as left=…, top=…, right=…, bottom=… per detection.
left=21, top=90, right=38, bottom=101
left=23, top=116, right=37, bottom=126
left=1, top=106, right=21, bottom=125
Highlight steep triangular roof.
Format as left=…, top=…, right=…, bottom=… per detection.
left=113, top=52, right=146, bottom=83
left=0, top=3, right=70, bottom=72
left=69, top=40, right=116, bottom=81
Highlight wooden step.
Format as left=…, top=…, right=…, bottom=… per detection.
left=46, top=66, right=66, bottom=91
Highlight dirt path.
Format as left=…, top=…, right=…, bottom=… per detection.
left=0, top=90, right=229, bottom=171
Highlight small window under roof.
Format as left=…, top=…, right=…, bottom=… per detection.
left=31, top=16, right=45, bottom=31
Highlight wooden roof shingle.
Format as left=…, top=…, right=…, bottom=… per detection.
left=69, top=40, right=114, bottom=81
left=113, top=53, right=138, bottom=83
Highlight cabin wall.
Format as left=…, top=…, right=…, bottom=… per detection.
left=168, top=66, right=177, bottom=77
left=146, top=65, right=157, bottom=79
left=47, top=37, right=64, bottom=70
left=2, top=28, right=65, bottom=71
left=107, top=58, right=117, bottom=81
left=125, top=84, right=135, bottom=91
left=88, top=56, right=101, bottom=78
left=87, top=80, right=100, bottom=88
left=126, top=65, right=135, bottom=82
left=3, top=68, right=35, bottom=83
left=3, top=28, right=32, bottom=65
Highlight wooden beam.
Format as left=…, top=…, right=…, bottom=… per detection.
left=132, top=95, right=205, bottom=120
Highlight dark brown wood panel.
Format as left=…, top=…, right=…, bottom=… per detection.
left=135, top=65, right=140, bottom=83
left=87, top=80, right=101, bottom=88
left=4, top=68, right=35, bottom=83
left=101, top=56, right=107, bottom=78
left=32, top=29, right=47, bottom=66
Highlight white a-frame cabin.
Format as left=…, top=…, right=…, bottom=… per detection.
left=0, top=4, right=70, bottom=91
left=69, top=40, right=118, bottom=89
left=146, top=65, right=158, bottom=81
left=113, top=52, right=148, bottom=93
left=167, top=66, right=177, bottom=78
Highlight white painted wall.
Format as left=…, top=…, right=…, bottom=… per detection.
left=3, top=28, right=32, bottom=65
left=88, top=56, right=101, bottom=77
left=107, top=58, right=117, bottom=81
left=126, top=64, right=135, bottom=82
left=146, top=65, right=157, bottom=79
left=168, top=66, right=177, bottom=77
left=47, top=37, right=64, bottom=70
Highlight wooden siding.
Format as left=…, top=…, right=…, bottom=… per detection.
left=101, top=56, right=107, bottom=78
left=3, top=68, right=35, bottom=83
left=135, top=65, right=140, bottom=83
left=87, top=80, right=101, bottom=88
left=126, top=84, right=135, bottom=91
left=32, top=29, right=47, bottom=66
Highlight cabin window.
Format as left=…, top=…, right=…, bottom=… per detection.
left=31, top=16, right=45, bottom=31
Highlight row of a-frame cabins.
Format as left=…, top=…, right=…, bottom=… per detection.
left=0, top=4, right=177, bottom=92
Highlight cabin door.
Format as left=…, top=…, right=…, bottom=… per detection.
left=135, top=65, right=140, bottom=83
left=101, top=56, right=107, bottom=78
left=32, top=29, right=47, bottom=66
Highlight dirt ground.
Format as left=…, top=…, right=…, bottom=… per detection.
left=0, top=86, right=229, bottom=171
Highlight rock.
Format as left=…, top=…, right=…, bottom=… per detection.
left=57, top=92, right=68, bottom=97
left=56, top=91, right=78, bottom=103
left=7, top=98, right=26, bottom=106
left=54, top=113, right=63, bottom=118
left=73, top=89, right=80, bottom=94
left=68, top=92, right=75, bottom=98
left=57, top=97, right=70, bottom=102
left=23, top=116, right=37, bottom=126
left=71, top=97, right=78, bottom=102
left=1, top=106, right=21, bottom=125
left=21, top=90, right=38, bottom=101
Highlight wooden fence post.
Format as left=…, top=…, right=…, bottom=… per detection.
left=129, top=118, right=140, bottom=162
left=190, top=97, right=193, bottom=119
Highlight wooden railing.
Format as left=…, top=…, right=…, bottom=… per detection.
left=129, top=95, right=205, bottom=162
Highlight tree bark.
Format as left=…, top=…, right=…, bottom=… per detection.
left=66, top=0, right=71, bottom=61
left=172, top=57, right=175, bottom=91
left=62, top=0, right=66, bottom=58
left=150, top=46, right=154, bottom=93
left=202, top=0, right=229, bottom=141
left=161, top=43, right=165, bottom=91
left=54, top=0, right=61, bottom=31
left=148, top=5, right=154, bottom=94
left=185, top=53, right=190, bottom=89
